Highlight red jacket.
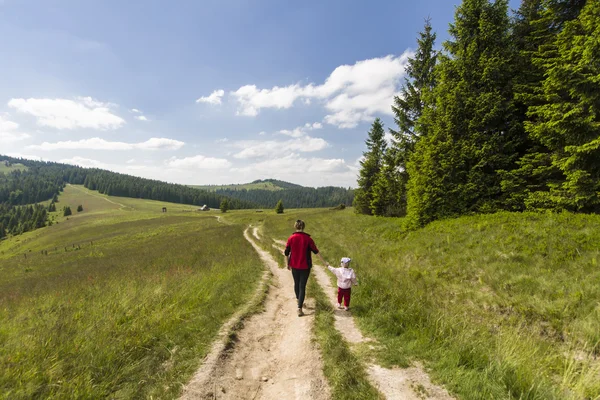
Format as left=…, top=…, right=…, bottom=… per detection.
left=284, top=232, right=319, bottom=270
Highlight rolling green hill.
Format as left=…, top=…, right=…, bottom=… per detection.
left=190, top=179, right=284, bottom=192
left=193, top=179, right=354, bottom=209
left=2, top=183, right=599, bottom=398
left=0, top=185, right=263, bottom=398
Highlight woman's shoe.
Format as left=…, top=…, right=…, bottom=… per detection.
left=297, top=308, right=304, bottom=317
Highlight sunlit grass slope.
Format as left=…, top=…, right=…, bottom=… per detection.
left=0, top=185, right=263, bottom=399
left=0, top=163, right=28, bottom=174
left=252, top=209, right=600, bottom=400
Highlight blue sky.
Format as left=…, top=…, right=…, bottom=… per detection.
left=0, top=0, right=520, bottom=188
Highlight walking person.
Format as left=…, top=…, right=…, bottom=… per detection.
left=284, top=219, right=328, bottom=316
left=327, top=257, right=358, bottom=311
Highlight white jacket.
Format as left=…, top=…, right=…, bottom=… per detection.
left=327, top=266, right=358, bottom=289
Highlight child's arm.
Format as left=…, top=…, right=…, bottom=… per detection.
left=327, top=265, right=336, bottom=273
left=351, top=271, right=358, bottom=286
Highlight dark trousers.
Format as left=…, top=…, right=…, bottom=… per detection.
left=291, top=268, right=310, bottom=308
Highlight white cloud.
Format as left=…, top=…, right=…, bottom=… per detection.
left=130, top=108, right=141, bottom=113
left=28, top=137, right=184, bottom=151
left=126, top=158, right=136, bottom=164
left=278, top=121, right=323, bottom=138
left=231, top=84, right=304, bottom=116
left=0, top=115, right=31, bottom=143
left=232, top=154, right=350, bottom=175
left=232, top=136, right=329, bottom=159
left=215, top=138, right=229, bottom=143
left=59, top=156, right=103, bottom=168
left=6, top=153, right=42, bottom=161
left=165, top=155, right=231, bottom=169
left=196, top=89, right=225, bottom=105
left=8, top=97, right=126, bottom=130
left=231, top=52, right=412, bottom=128
left=258, top=131, right=266, bottom=136
left=135, top=115, right=148, bottom=121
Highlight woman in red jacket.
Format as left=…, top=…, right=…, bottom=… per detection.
left=284, top=219, right=329, bottom=316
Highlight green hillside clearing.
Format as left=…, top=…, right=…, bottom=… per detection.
left=0, top=185, right=263, bottom=399
left=0, top=163, right=28, bottom=174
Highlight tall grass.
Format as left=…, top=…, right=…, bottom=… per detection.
left=257, top=209, right=600, bottom=399
left=0, top=190, right=263, bottom=398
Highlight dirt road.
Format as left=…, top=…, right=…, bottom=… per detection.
left=180, top=228, right=330, bottom=400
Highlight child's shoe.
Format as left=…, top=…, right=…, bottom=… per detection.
left=344, top=306, right=350, bottom=311
left=337, top=303, right=343, bottom=309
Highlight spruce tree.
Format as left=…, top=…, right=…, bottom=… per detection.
left=220, top=198, right=229, bottom=213
left=383, top=19, right=437, bottom=216
left=63, top=206, right=72, bottom=217
left=371, top=147, right=405, bottom=216
left=407, top=0, right=520, bottom=226
left=275, top=199, right=284, bottom=214
left=500, top=0, right=587, bottom=211
left=525, top=0, right=600, bottom=211
left=353, top=118, right=387, bottom=215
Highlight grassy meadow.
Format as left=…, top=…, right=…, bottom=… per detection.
left=3, top=184, right=600, bottom=399
left=243, top=208, right=600, bottom=400
left=0, top=185, right=264, bottom=399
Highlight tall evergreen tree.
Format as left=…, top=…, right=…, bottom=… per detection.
left=382, top=19, right=437, bottom=216
left=524, top=0, right=600, bottom=211
left=275, top=199, right=284, bottom=214
left=500, top=0, right=587, bottom=211
left=353, top=118, right=387, bottom=215
left=407, top=0, right=520, bottom=226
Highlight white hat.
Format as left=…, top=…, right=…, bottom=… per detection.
left=341, top=257, right=351, bottom=264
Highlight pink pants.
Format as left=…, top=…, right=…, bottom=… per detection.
left=337, top=287, right=351, bottom=307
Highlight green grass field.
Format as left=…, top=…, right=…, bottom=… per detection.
left=249, top=209, right=600, bottom=399
left=0, top=163, right=28, bottom=174
left=190, top=181, right=283, bottom=192
left=0, top=185, right=263, bottom=399
left=3, top=185, right=600, bottom=399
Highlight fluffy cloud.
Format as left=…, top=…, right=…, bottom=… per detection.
left=0, top=115, right=31, bottom=143
left=196, top=89, right=225, bottom=105
left=135, top=115, right=148, bottom=121
left=232, top=154, right=351, bottom=175
left=230, top=52, right=412, bottom=128
left=232, top=136, right=329, bottom=159
left=28, top=137, right=184, bottom=151
left=8, top=97, right=125, bottom=130
left=165, top=155, right=231, bottom=169
left=278, top=122, right=323, bottom=138
left=231, top=84, right=304, bottom=116
left=59, top=156, right=104, bottom=168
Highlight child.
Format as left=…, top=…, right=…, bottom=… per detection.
left=327, top=257, right=358, bottom=310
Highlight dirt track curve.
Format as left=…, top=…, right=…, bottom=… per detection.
left=180, top=227, right=330, bottom=400
left=181, top=225, right=453, bottom=400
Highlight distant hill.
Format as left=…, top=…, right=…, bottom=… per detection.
left=197, top=179, right=354, bottom=209
left=0, top=155, right=256, bottom=238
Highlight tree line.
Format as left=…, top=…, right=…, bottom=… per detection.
left=0, top=156, right=257, bottom=238
left=215, top=185, right=354, bottom=209
left=354, top=0, right=597, bottom=227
